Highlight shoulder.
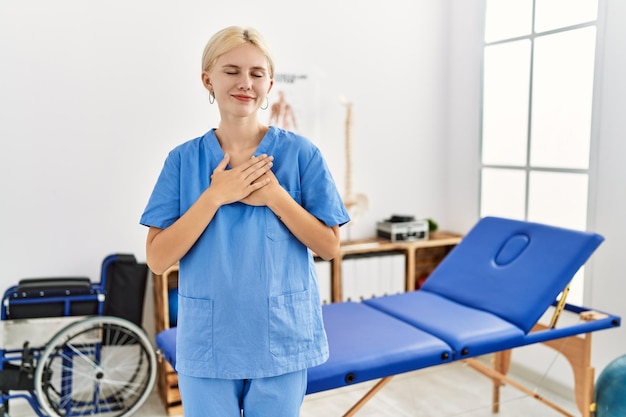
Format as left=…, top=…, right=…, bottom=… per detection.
left=267, top=127, right=330, bottom=177
left=268, top=126, right=318, bottom=154
left=161, top=131, right=215, bottom=169
left=168, top=131, right=213, bottom=157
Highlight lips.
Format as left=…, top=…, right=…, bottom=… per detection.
left=232, top=94, right=255, bottom=102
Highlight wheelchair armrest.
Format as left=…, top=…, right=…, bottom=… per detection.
left=16, top=277, right=93, bottom=296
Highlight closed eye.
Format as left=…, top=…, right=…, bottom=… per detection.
left=220, top=64, right=267, bottom=77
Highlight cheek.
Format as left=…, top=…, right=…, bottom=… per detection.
left=259, top=81, right=273, bottom=94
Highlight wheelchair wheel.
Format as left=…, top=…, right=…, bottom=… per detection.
left=34, top=316, right=157, bottom=417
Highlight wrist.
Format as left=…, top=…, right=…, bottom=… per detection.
left=201, top=187, right=226, bottom=210
left=266, top=186, right=291, bottom=218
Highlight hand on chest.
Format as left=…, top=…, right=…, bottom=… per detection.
left=226, top=148, right=258, bottom=168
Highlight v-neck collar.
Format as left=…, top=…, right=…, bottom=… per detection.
left=206, top=127, right=277, bottom=167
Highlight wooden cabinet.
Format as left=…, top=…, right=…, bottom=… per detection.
left=152, top=231, right=462, bottom=415
left=321, top=231, right=462, bottom=302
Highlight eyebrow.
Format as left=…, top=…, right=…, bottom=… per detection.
left=221, top=64, right=267, bottom=72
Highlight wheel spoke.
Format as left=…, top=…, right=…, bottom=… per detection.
left=34, top=316, right=156, bottom=417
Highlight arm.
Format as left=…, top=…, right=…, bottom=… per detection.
left=145, top=192, right=220, bottom=276
left=271, top=195, right=341, bottom=261
left=146, top=154, right=274, bottom=274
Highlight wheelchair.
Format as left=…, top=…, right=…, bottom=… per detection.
left=0, top=254, right=157, bottom=417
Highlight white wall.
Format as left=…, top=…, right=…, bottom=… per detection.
left=587, top=0, right=626, bottom=373
left=444, top=1, right=483, bottom=233
left=0, top=0, right=448, bottom=283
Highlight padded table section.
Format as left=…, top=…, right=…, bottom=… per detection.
left=156, top=327, right=178, bottom=369
left=364, top=291, right=525, bottom=359
left=421, top=217, right=604, bottom=333
left=156, top=302, right=453, bottom=395
left=306, top=301, right=452, bottom=394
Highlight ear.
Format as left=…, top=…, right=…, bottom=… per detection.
left=201, top=71, right=213, bottom=91
left=267, top=79, right=274, bottom=94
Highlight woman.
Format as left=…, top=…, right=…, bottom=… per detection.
left=140, top=26, right=350, bottom=416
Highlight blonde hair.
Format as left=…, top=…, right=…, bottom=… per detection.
left=201, top=26, right=275, bottom=79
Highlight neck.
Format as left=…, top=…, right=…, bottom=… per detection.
left=215, top=123, right=268, bottom=152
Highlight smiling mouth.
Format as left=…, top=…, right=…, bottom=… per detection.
left=233, top=95, right=255, bottom=102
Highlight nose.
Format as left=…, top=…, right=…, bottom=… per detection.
left=238, top=74, right=252, bottom=90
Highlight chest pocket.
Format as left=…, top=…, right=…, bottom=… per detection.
left=265, top=190, right=301, bottom=241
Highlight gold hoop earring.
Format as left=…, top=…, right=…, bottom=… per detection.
left=260, top=96, right=269, bottom=110
left=208, top=92, right=215, bottom=104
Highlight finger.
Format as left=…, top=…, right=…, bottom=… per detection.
left=244, top=159, right=273, bottom=182
left=255, top=155, right=274, bottom=173
left=244, top=154, right=273, bottom=170
left=251, top=162, right=273, bottom=183
left=250, top=177, right=271, bottom=191
left=214, top=154, right=230, bottom=172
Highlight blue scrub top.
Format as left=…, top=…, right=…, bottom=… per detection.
left=141, top=127, right=350, bottom=379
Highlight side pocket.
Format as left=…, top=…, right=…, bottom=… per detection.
left=269, top=289, right=314, bottom=357
left=177, top=295, right=213, bottom=361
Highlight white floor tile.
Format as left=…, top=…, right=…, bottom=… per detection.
left=5, top=361, right=578, bottom=417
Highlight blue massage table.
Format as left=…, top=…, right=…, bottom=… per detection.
left=156, top=217, right=621, bottom=416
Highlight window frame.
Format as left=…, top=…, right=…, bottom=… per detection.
left=478, top=0, right=604, bottom=304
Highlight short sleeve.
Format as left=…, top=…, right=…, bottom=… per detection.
left=140, top=150, right=181, bottom=230
left=300, top=148, right=351, bottom=228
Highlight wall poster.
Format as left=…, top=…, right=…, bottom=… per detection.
left=266, top=71, right=320, bottom=142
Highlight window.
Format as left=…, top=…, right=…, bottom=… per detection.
left=480, top=0, right=599, bottom=304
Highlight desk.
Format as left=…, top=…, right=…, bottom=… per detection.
left=322, top=232, right=463, bottom=302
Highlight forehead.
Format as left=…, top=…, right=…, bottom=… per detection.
left=216, top=43, right=269, bottom=69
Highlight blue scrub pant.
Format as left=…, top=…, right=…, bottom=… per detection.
left=178, top=369, right=307, bottom=417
